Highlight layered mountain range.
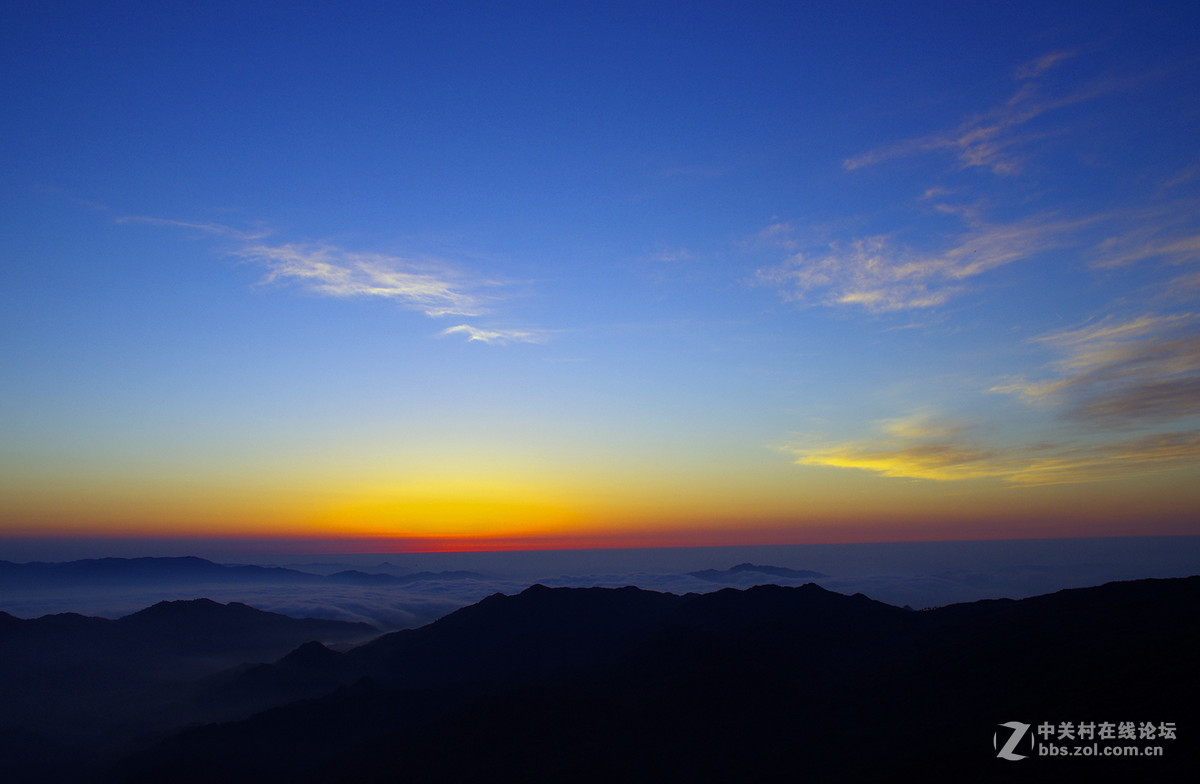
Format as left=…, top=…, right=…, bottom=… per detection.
left=0, top=556, right=483, bottom=589
left=2, top=575, right=1196, bottom=782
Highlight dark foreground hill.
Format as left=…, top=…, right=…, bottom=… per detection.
left=108, top=577, right=1199, bottom=784
left=0, top=600, right=376, bottom=782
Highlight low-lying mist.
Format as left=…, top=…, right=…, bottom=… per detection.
left=4, top=536, right=1197, bottom=629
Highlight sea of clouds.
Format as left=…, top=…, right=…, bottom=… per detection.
left=3, top=537, right=1197, bottom=631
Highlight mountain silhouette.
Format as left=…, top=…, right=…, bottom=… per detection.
left=0, top=556, right=486, bottom=591
left=324, top=568, right=487, bottom=586
left=687, top=562, right=828, bottom=581
left=0, top=599, right=376, bottom=782
left=0, top=556, right=315, bottom=588
left=110, top=577, right=1199, bottom=783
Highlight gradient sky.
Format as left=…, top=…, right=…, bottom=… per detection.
left=2, top=1, right=1199, bottom=553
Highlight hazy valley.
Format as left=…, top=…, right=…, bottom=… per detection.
left=1, top=554, right=1196, bottom=782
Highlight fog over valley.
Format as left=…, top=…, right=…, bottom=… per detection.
left=4, top=537, right=1196, bottom=629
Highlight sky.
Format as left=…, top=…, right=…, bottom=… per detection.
left=2, top=1, right=1199, bottom=556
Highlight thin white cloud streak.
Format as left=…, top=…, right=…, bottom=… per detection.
left=844, top=50, right=1110, bottom=176
left=756, top=196, right=1194, bottom=315
left=753, top=221, right=801, bottom=252
left=440, top=324, right=548, bottom=345
left=120, top=214, right=553, bottom=345
left=802, top=51, right=1195, bottom=313
left=1088, top=197, right=1200, bottom=271
left=991, top=313, right=1200, bottom=426
left=1162, top=162, right=1200, bottom=191
left=1092, top=227, right=1200, bottom=269
left=1013, top=50, right=1077, bottom=81
left=1164, top=269, right=1200, bottom=301
left=238, top=243, right=487, bottom=317
left=792, top=312, right=1200, bottom=485
left=116, top=215, right=271, bottom=241
left=790, top=414, right=1200, bottom=487
left=788, top=414, right=1009, bottom=482
left=651, top=248, right=693, bottom=263
left=756, top=217, right=1083, bottom=312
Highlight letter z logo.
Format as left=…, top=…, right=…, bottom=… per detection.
left=995, top=721, right=1032, bottom=761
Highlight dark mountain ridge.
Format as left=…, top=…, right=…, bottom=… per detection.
left=0, top=599, right=378, bottom=783
left=0, top=598, right=377, bottom=666
left=687, top=562, right=829, bottom=581
left=112, top=576, right=1200, bottom=784
left=0, top=556, right=314, bottom=588
left=0, top=557, right=488, bottom=594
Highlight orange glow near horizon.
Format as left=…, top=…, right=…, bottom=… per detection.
left=2, top=451, right=1198, bottom=553
left=4, top=501, right=1198, bottom=557
left=4, top=7, right=1200, bottom=564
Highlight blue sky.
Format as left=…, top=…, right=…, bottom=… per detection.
left=2, top=1, right=1199, bottom=552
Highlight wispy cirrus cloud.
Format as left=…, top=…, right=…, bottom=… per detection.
left=991, top=313, right=1200, bottom=426
left=1162, top=161, right=1200, bottom=191
left=439, top=324, right=547, bottom=345
left=119, top=214, right=551, bottom=343
left=755, top=217, right=1082, bottom=312
left=1095, top=232, right=1200, bottom=269
left=1013, top=50, right=1077, bottom=81
left=1090, top=202, right=1200, bottom=269
left=115, top=215, right=271, bottom=241
left=755, top=189, right=1194, bottom=316
left=1005, top=431, right=1200, bottom=485
left=786, top=49, right=1195, bottom=315
left=791, top=415, right=1009, bottom=481
left=791, top=312, right=1200, bottom=486
left=1164, top=269, right=1200, bottom=301
left=769, top=205, right=1199, bottom=315
left=790, top=414, right=1200, bottom=486
left=844, top=49, right=1105, bottom=176
left=778, top=47, right=1200, bottom=488
left=240, top=243, right=487, bottom=317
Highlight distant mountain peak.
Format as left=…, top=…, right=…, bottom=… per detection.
left=279, top=640, right=341, bottom=669
left=121, top=598, right=260, bottom=623
left=688, top=563, right=828, bottom=582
